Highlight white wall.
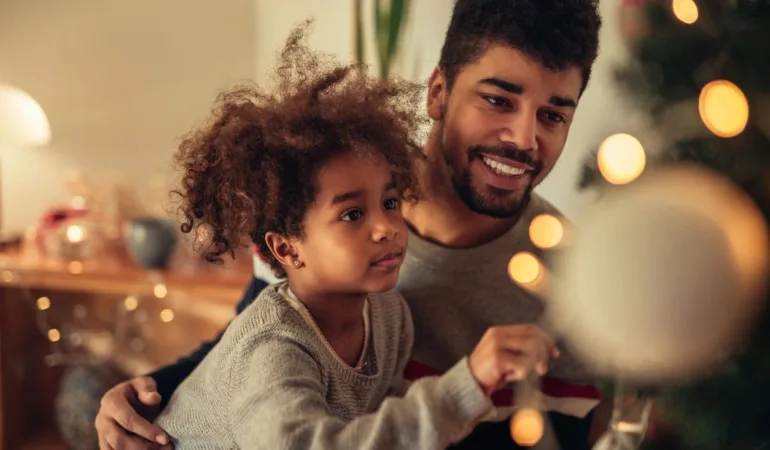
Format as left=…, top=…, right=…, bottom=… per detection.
left=0, top=0, right=643, bottom=230
left=0, top=0, right=255, bottom=230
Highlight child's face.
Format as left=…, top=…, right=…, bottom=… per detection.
left=294, top=151, right=408, bottom=295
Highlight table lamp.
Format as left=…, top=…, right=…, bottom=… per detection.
left=0, top=83, right=51, bottom=243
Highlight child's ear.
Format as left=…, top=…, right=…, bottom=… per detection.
left=264, top=232, right=300, bottom=269
left=426, top=66, right=447, bottom=121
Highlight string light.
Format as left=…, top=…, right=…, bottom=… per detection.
left=65, top=224, right=86, bottom=243
left=510, top=408, right=545, bottom=446
left=124, top=295, right=139, bottom=311
left=68, top=261, right=83, bottom=274
left=698, top=80, right=749, bottom=138
left=153, top=283, right=168, bottom=299
left=160, top=309, right=175, bottom=323
left=508, top=252, right=542, bottom=285
left=597, top=133, right=646, bottom=185
left=36, top=296, right=51, bottom=311
left=529, top=214, right=564, bottom=249
left=672, top=0, right=698, bottom=24
left=48, top=328, right=61, bottom=342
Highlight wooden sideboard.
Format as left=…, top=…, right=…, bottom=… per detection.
left=0, top=248, right=251, bottom=450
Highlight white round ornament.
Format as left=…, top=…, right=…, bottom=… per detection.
left=552, top=165, right=769, bottom=382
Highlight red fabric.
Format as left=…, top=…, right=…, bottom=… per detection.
left=404, top=359, right=602, bottom=407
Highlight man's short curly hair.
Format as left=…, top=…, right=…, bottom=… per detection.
left=439, top=0, right=602, bottom=93
left=173, top=21, right=425, bottom=277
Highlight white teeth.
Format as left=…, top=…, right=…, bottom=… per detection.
left=482, top=156, right=526, bottom=176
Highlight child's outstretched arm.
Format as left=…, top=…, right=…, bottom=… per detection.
left=228, top=320, right=557, bottom=450
left=230, top=333, right=490, bottom=450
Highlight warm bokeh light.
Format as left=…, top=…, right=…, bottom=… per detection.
left=672, top=0, right=698, bottom=24
left=124, top=295, right=139, bottom=311
left=37, top=296, right=51, bottom=311
left=0, top=83, right=52, bottom=147
left=508, top=252, right=541, bottom=285
left=68, top=261, right=83, bottom=274
left=160, top=308, right=175, bottom=323
left=529, top=214, right=564, bottom=249
left=65, top=224, right=86, bottom=243
left=153, top=283, right=168, bottom=299
left=1, top=271, right=13, bottom=282
left=597, top=133, right=646, bottom=185
left=510, top=408, right=544, bottom=446
left=699, top=80, right=749, bottom=138
left=48, top=328, right=61, bottom=342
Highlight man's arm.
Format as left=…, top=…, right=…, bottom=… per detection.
left=149, top=276, right=270, bottom=405
left=95, top=276, right=270, bottom=449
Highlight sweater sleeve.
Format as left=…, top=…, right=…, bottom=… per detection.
left=387, top=294, right=414, bottom=397
left=229, top=333, right=493, bottom=450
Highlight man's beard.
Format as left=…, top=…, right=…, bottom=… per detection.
left=442, top=139, right=542, bottom=219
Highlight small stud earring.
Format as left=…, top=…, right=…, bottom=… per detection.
left=293, top=259, right=302, bottom=268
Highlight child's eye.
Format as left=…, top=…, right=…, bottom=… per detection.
left=383, top=197, right=399, bottom=210
left=341, top=209, right=363, bottom=222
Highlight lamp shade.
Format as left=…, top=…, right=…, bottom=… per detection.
left=0, top=83, right=51, bottom=147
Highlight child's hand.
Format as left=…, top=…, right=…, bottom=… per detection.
left=468, top=324, right=559, bottom=396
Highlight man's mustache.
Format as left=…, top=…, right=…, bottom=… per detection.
left=468, top=145, right=543, bottom=173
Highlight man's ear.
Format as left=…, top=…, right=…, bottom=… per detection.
left=427, top=66, right=447, bottom=121
left=264, top=232, right=299, bottom=269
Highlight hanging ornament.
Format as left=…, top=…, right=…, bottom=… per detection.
left=698, top=80, right=749, bottom=138
left=551, top=165, right=769, bottom=382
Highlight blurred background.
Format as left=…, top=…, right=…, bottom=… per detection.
left=2, top=0, right=769, bottom=449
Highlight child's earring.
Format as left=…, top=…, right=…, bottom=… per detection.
left=293, top=259, right=302, bottom=269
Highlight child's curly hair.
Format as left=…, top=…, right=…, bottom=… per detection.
left=173, top=21, right=426, bottom=277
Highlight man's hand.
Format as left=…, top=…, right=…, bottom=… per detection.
left=94, top=376, right=172, bottom=449
left=468, top=324, right=559, bottom=396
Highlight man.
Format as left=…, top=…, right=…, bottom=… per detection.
left=96, top=0, right=603, bottom=448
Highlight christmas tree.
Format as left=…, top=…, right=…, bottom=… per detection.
left=578, top=1, right=770, bottom=449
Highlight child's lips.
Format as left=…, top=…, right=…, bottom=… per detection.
left=371, top=251, right=403, bottom=268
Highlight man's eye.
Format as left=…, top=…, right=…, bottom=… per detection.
left=545, top=111, right=566, bottom=123
left=484, top=95, right=510, bottom=108
left=341, top=209, right=363, bottom=222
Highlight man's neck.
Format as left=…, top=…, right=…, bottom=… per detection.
left=403, top=191, right=521, bottom=249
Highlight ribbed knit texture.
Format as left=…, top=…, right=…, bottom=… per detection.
left=155, top=282, right=493, bottom=449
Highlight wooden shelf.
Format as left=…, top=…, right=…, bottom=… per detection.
left=0, top=249, right=252, bottom=304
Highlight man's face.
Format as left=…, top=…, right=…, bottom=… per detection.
left=427, top=45, right=583, bottom=218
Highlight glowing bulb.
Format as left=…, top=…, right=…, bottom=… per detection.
left=124, top=295, right=139, bottom=311
left=508, top=252, right=542, bottom=285
left=160, top=308, right=175, bottom=323
left=510, top=408, right=544, bottom=446
left=37, top=296, right=51, bottom=311
left=68, top=261, right=83, bottom=274
left=699, top=80, right=749, bottom=138
left=153, top=283, right=168, bottom=299
left=1, top=271, right=13, bottom=282
left=597, top=133, right=646, bottom=185
left=48, top=328, right=61, bottom=342
left=672, top=0, right=698, bottom=24
left=65, top=225, right=86, bottom=243
left=529, top=214, right=564, bottom=249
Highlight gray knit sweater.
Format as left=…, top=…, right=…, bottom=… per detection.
left=154, top=283, right=493, bottom=449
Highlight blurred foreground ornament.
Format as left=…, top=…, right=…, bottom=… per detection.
left=698, top=80, right=749, bottom=138
left=552, top=164, right=769, bottom=382
left=597, top=134, right=646, bottom=185
left=592, top=382, right=653, bottom=450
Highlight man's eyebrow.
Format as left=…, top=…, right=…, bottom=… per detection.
left=479, top=77, right=577, bottom=108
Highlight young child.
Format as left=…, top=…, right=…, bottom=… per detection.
left=154, top=23, right=552, bottom=449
